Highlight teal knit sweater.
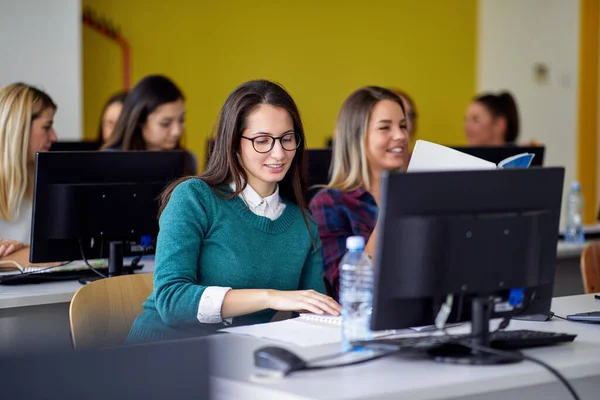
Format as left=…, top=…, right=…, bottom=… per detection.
left=128, top=178, right=325, bottom=343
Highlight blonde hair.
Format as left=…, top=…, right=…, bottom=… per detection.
left=0, top=83, right=56, bottom=221
left=327, top=86, right=405, bottom=192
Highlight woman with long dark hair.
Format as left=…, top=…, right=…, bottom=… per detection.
left=464, top=91, right=520, bottom=145
left=102, top=75, right=196, bottom=174
left=128, top=80, right=339, bottom=343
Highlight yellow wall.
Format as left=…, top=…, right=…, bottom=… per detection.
left=577, top=0, right=599, bottom=224
left=82, top=0, right=477, bottom=168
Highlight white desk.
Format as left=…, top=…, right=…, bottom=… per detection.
left=0, top=260, right=154, bottom=353
left=556, top=241, right=587, bottom=259
left=210, top=294, right=600, bottom=400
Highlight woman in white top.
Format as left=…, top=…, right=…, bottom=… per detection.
left=0, top=83, right=57, bottom=261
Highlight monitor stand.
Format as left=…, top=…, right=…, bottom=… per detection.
left=79, top=241, right=133, bottom=285
left=426, top=297, right=522, bottom=365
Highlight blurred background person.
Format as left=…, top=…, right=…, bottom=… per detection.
left=464, top=91, right=520, bottom=146
left=97, top=91, right=127, bottom=145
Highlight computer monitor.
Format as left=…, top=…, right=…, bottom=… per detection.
left=371, top=168, right=564, bottom=363
left=30, top=151, right=186, bottom=275
left=450, top=145, right=545, bottom=167
left=0, top=337, right=211, bottom=400
left=306, top=148, right=333, bottom=202
left=50, top=140, right=101, bottom=152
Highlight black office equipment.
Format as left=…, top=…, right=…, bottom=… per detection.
left=0, top=263, right=144, bottom=285
left=50, top=140, right=101, bottom=152
left=356, top=330, right=576, bottom=352
left=254, top=346, right=307, bottom=375
left=30, top=151, right=186, bottom=276
left=368, top=168, right=565, bottom=364
left=0, top=337, right=211, bottom=400
left=566, top=311, right=600, bottom=323
left=306, top=148, right=333, bottom=202
left=450, top=145, right=545, bottom=167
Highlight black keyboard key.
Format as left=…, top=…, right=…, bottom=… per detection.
left=354, top=330, right=577, bottom=351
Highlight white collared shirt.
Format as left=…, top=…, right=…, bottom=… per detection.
left=197, top=183, right=286, bottom=324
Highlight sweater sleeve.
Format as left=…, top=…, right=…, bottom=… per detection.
left=153, top=179, right=211, bottom=326
left=298, top=219, right=327, bottom=295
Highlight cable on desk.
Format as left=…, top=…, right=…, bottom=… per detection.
left=455, top=341, right=580, bottom=400
left=301, top=349, right=401, bottom=373
left=78, top=239, right=107, bottom=278
left=0, top=263, right=70, bottom=282
left=551, top=313, right=569, bottom=321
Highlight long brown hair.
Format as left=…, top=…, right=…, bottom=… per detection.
left=96, top=91, right=128, bottom=143
left=159, top=80, right=312, bottom=235
left=474, top=91, right=520, bottom=143
left=101, top=75, right=184, bottom=151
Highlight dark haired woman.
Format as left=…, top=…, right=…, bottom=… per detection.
left=96, top=91, right=127, bottom=145
left=102, top=75, right=196, bottom=174
left=464, top=91, right=520, bottom=145
left=127, top=80, right=340, bottom=343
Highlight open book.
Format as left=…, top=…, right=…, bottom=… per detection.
left=408, top=140, right=535, bottom=172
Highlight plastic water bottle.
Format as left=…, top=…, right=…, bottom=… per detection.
left=339, top=236, right=373, bottom=352
left=565, top=181, right=585, bottom=243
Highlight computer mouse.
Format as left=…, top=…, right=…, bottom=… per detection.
left=253, top=346, right=307, bottom=376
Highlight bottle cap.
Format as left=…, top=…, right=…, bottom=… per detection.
left=571, top=181, right=581, bottom=191
left=346, top=236, right=365, bottom=250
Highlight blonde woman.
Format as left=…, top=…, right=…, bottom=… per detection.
left=309, top=87, right=410, bottom=299
left=0, top=83, right=57, bottom=261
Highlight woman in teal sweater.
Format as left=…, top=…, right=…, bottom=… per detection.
left=128, top=80, right=340, bottom=343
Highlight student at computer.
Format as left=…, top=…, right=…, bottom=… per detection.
left=309, top=87, right=410, bottom=299
left=127, top=80, right=340, bottom=343
left=464, top=91, right=520, bottom=146
left=96, top=91, right=127, bottom=145
left=101, top=75, right=197, bottom=174
left=0, top=83, right=57, bottom=260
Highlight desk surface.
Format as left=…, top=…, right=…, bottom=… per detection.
left=556, top=241, right=587, bottom=259
left=0, top=260, right=154, bottom=309
left=210, top=294, right=600, bottom=400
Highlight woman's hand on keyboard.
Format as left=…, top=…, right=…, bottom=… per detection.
left=266, top=290, right=342, bottom=316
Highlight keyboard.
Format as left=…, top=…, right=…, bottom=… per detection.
left=353, top=330, right=577, bottom=351
left=566, top=311, right=600, bottom=323
left=0, top=264, right=144, bottom=285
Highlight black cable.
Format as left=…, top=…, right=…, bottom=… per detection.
left=455, top=292, right=465, bottom=323
left=99, top=237, right=104, bottom=260
left=78, top=238, right=107, bottom=278
left=302, top=349, right=401, bottom=373
left=552, top=313, right=569, bottom=321
left=456, top=341, right=580, bottom=400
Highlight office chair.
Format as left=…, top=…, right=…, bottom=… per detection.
left=69, top=273, right=153, bottom=349
left=581, top=241, right=600, bottom=293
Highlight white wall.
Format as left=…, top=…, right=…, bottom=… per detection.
left=0, top=0, right=82, bottom=140
left=478, top=0, right=580, bottom=227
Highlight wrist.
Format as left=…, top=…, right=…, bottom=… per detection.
left=264, top=289, right=275, bottom=309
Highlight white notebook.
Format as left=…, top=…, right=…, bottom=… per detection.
left=219, top=314, right=457, bottom=347
left=408, top=140, right=534, bottom=172
left=298, top=313, right=462, bottom=332
left=220, top=317, right=343, bottom=347
left=297, top=313, right=342, bottom=325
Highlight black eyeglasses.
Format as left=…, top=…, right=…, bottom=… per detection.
left=241, top=133, right=301, bottom=153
